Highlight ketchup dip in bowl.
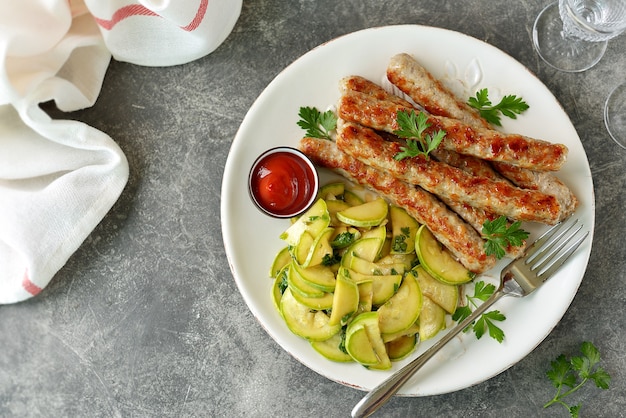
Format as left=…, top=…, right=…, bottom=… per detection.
left=248, top=147, right=319, bottom=218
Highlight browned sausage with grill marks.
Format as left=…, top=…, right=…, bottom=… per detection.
left=336, top=121, right=566, bottom=224
left=386, top=53, right=490, bottom=129
left=338, top=89, right=568, bottom=171
left=298, top=136, right=496, bottom=273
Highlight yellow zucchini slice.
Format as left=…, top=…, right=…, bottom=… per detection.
left=418, top=296, right=446, bottom=341
left=271, top=266, right=288, bottom=313
left=302, top=227, right=334, bottom=267
left=377, top=253, right=417, bottom=272
left=287, top=261, right=325, bottom=298
left=377, top=271, right=423, bottom=334
left=345, top=312, right=391, bottom=369
left=330, top=226, right=361, bottom=249
left=280, top=288, right=341, bottom=341
left=343, top=189, right=364, bottom=206
left=416, top=225, right=475, bottom=285
left=345, top=324, right=379, bottom=366
left=360, top=224, right=388, bottom=243
left=293, top=231, right=314, bottom=266
left=382, top=322, right=420, bottom=343
left=389, top=205, right=420, bottom=254
left=357, top=280, right=373, bottom=314
left=280, top=199, right=330, bottom=247
left=386, top=334, right=418, bottom=360
left=413, top=266, right=458, bottom=314
left=318, top=182, right=345, bottom=200
left=362, top=314, right=392, bottom=370
left=336, top=197, right=388, bottom=227
left=371, top=273, right=403, bottom=306
left=291, top=288, right=334, bottom=310
left=310, top=332, right=353, bottom=363
left=348, top=255, right=405, bottom=276
left=345, top=237, right=384, bottom=263
left=326, top=199, right=351, bottom=226
left=270, top=246, right=292, bottom=278
left=292, top=262, right=336, bottom=293
left=329, top=273, right=359, bottom=326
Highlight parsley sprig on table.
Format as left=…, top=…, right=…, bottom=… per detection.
left=452, top=281, right=506, bottom=342
left=297, top=106, right=337, bottom=141
left=393, top=110, right=445, bottom=160
left=467, top=88, right=529, bottom=126
left=544, top=341, right=611, bottom=417
left=482, top=216, right=529, bottom=260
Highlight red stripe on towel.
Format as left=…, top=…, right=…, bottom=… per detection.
left=181, top=0, right=208, bottom=31
left=93, top=4, right=158, bottom=30
left=22, top=270, right=42, bottom=296
left=93, top=0, right=209, bottom=32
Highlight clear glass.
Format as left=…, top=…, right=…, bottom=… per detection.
left=561, top=0, right=626, bottom=41
left=605, top=82, right=626, bottom=149
left=533, top=0, right=626, bottom=72
left=533, top=1, right=626, bottom=148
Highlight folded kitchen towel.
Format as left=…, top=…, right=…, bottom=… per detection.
left=0, top=1, right=129, bottom=304
left=0, top=0, right=242, bottom=304
left=84, top=0, right=243, bottom=66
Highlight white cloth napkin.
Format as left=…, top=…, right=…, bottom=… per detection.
left=84, top=0, right=243, bottom=66
left=0, top=0, right=240, bottom=304
left=0, top=1, right=128, bottom=304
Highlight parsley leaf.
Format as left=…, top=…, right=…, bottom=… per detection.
left=394, top=109, right=430, bottom=139
left=339, top=327, right=348, bottom=354
left=482, top=216, right=529, bottom=260
left=391, top=227, right=411, bottom=253
left=452, top=281, right=505, bottom=342
left=467, top=88, right=529, bottom=126
left=393, top=110, right=445, bottom=160
left=544, top=342, right=611, bottom=417
left=297, top=106, right=337, bottom=140
left=474, top=310, right=506, bottom=341
left=321, top=253, right=341, bottom=266
left=277, top=268, right=288, bottom=294
left=331, top=231, right=357, bottom=249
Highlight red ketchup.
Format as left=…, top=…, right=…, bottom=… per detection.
left=249, top=147, right=319, bottom=218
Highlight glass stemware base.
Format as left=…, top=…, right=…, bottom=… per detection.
left=532, top=2, right=608, bottom=72
left=605, top=82, right=626, bottom=149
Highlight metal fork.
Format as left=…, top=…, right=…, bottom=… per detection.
left=352, top=217, right=589, bottom=418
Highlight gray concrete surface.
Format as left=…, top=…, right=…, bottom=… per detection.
left=2, top=1, right=625, bottom=417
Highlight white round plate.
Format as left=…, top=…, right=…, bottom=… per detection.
left=221, top=25, right=594, bottom=396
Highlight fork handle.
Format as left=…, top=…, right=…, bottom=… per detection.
left=352, top=289, right=506, bottom=418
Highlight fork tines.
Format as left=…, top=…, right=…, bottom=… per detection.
left=523, top=218, right=589, bottom=280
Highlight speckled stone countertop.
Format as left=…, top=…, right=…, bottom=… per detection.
left=2, top=1, right=626, bottom=417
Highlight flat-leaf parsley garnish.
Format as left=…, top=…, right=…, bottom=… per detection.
left=544, top=341, right=611, bottom=417
left=297, top=106, right=337, bottom=141
left=482, top=216, right=529, bottom=260
left=467, top=88, right=529, bottom=126
left=393, top=110, right=445, bottom=160
left=452, top=280, right=506, bottom=342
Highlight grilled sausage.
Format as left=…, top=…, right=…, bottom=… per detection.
left=339, top=76, right=526, bottom=247
left=491, top=162, right=578, bottom=218
left=298, top=136, right=496, bottom=273
left=384, top=54, right=578, bottom=216
left=340, top=75, right=417, bottom=107
left=386, top=53, right=490, bottom=129
left=337, top=89, right=568, bottom=171
left=336, top=121, right=565, bottom=224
